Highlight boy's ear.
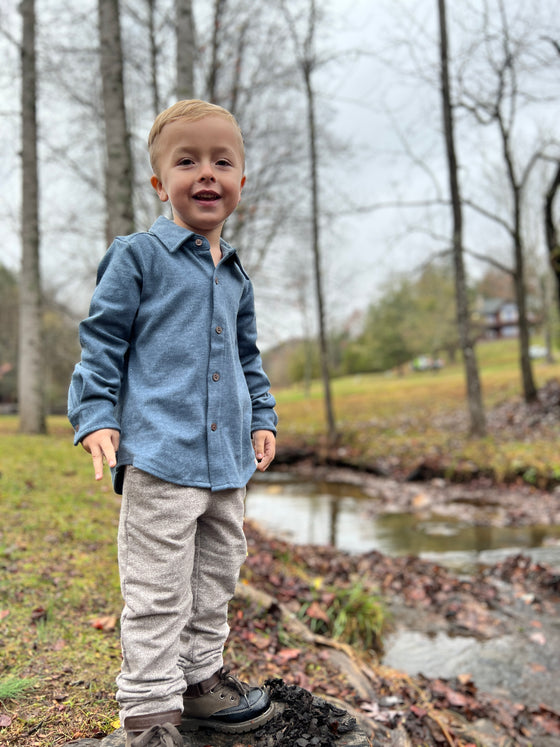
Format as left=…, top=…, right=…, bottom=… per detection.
left=237, top=175, right=246, bottom=204
left=150, top=175, right=168, bottom=202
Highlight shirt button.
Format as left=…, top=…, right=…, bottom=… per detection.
left=215, top=326, right=223, bottom=334
left=215, top=277, right=219, bottom=284
left=212, top=372, right=220, bottom=382
left=195, top=238, right=203, bottom=246
left=210, top=422, right=218, bottom=431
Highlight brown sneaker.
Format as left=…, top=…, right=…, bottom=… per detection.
left=182, top=667, right=274, bottom=733
left=124, top=710, right=183, bottom=747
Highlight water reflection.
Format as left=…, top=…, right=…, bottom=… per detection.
left=246, top=476, right=560, bottom=710
left=245, top=476, right=560, bottom=570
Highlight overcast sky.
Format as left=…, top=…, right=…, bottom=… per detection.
left=2, top=0, right=559, bottom=349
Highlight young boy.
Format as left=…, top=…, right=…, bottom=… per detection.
left=68, top=100, right=277, bottom=747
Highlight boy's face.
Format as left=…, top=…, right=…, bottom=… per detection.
left=151, top=115, right=245, bottom=242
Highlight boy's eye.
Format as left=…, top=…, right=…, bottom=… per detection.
left=216, top=159, right=232, bottom=167
left=178, top=157, right=194, bottom=166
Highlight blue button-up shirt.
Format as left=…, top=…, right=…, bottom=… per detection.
left=68, top=216, right=277, bottom=494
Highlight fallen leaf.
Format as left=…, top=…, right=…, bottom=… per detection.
left=0, top=610, right=9, bottom=620
left=90, top=615, right=117, bottom=631
left=31, top=606, right=47, bottom=623
left=305, top=601, right=330, bottom=623
left=0, top=714, right=12, bottom=728
left=252, top=634, right=270, bottom=650
left=275, top=648, right=300, bottom=664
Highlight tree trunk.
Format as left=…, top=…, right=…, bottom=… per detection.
left=544, top=160, right=560, bottom=310
left=98, top=0, right=135, bottom=244
left=18, top=0, right=46, bottom=434
left=146, top=0, right=165, bottom=216
left=513, top=225, right=538, bottom=402
left=147, top=0, right=161, bottom=115
left=176, top=0, right=195, bottom=100
left=207, top=0, right=226, bottom=101
left=505, top=145, right=537, bottom=401
left=494, top=66, right=537, bottom=404
left=437, top=0, right=485, bottom=436
left=301, top=3, right=337, bottom=445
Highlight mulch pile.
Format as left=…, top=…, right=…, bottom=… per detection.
left=252, top=679, right=357, bottom=746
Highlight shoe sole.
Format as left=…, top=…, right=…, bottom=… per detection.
left=180, top=702, right=276, bottom=733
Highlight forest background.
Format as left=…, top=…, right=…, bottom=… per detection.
left=1, top=0, right=560, bottom=432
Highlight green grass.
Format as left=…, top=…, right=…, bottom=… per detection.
left=274, top=339, right=560, bottom=486
left=0, top=418, right=122, bottom=745
left=299, top=580, right=387, bottom=652
left=0, top=676, right=37, bottom=701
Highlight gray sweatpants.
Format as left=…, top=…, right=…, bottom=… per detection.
left=116, top=466, right=247, bottom=721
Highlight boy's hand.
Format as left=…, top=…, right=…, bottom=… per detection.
left=252, top=430, right=276, bottom=472
left=82, top=428, right=120, bottom=481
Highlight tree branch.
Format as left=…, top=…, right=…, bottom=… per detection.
left=462, top=198, right=514, bottom=238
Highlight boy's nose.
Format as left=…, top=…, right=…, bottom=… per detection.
left=198, top=163, right=216, bottom=181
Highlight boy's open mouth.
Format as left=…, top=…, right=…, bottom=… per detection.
left=193, top=191, right=220, bottom=201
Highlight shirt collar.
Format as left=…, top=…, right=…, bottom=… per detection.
left=149, top=215, right=236, bottom=260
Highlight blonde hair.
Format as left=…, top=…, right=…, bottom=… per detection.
left=148, top=99, right=245, bottom=176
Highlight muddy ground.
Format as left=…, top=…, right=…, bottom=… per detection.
left=248, top=445, right=560, bottom=745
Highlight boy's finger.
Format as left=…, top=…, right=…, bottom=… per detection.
left=92, top=438, right=117, bottom=481
left=257, top=447, right=275, bottom=471
left=91, top=447, right=105, bottom=481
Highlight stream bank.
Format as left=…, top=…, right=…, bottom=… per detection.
left=242, top=460, right=560, bottom=745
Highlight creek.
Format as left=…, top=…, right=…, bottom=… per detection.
left=245, top=473, right=560, bottom=712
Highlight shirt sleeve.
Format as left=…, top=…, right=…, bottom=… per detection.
left=68, top=237, right=143, bottom=444
left=236, top=276, right=278, bottom=435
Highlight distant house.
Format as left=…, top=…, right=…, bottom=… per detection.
left=479, top=299, right=520, bottom=339
left=477, top=298, right=541, bottom=340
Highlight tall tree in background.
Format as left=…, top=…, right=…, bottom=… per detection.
left=206, top=0, right=225, bottom=102
left=545, top=161, right=560, bottom=309
left=176, top=0, right=195, bottom=100
left=146, top=0, right=162, bottom=115
left=283, top=0, right=337, bottom=445
left=437, top=0, right=485, bottom=436
left=543, top=36, right=560, bottom=310
left=458, top=2, right=544, bottom=403
left=98, top=0, right=135, bottom=244
left=18, top=0, right=46, bottom=434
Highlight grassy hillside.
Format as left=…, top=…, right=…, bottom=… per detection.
left=272, top=339, right=560, bottom=487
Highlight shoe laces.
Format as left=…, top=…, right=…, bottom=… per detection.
left=217, top=667, right=250, bottom=696
left=130, top=723, right=183, bottom=747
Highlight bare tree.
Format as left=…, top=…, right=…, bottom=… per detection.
left=283, top=0, right=337, bottom=445
left=437, top=0, right=485, bottom=436
left=18, top=0, right=46, bottom=434
left=455, top=1, right=560, bottom=403
left=98, top=0, right=135, bottom=243
left=176, top=0, right=195, bottom=100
